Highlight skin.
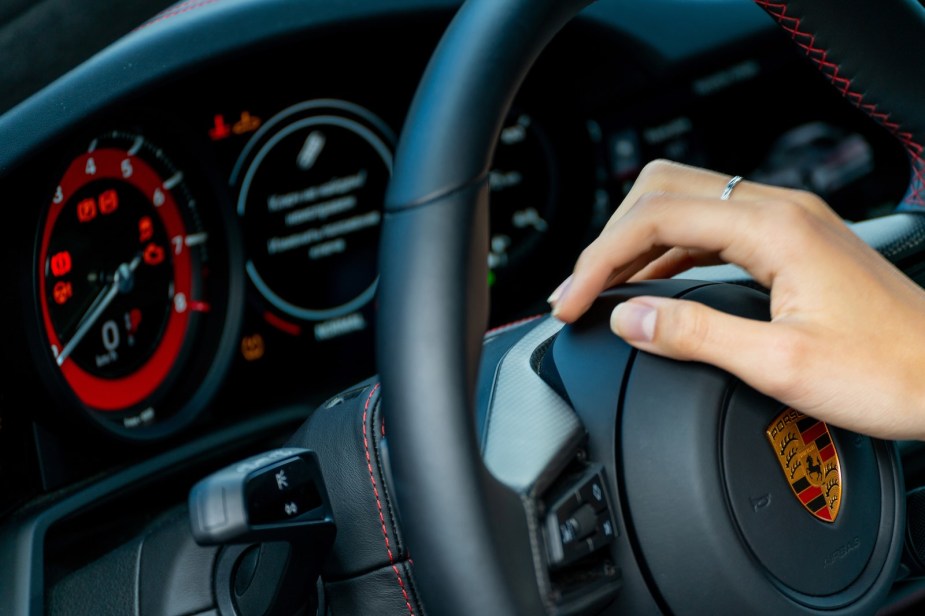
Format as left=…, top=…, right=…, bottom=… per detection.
left=548, top=159, right=925, bottom=441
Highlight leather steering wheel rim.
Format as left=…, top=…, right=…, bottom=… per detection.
left=377, top=1, right=925, bottom=614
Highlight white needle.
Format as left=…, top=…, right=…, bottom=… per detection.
left=56, top=256, right=142, bottom=366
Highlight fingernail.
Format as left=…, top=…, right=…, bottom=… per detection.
left=611, top=301, right=657, bottom=342
left=547, top=275, right=573, bottom=306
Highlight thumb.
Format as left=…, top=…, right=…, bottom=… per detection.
left=611, top=296, right=788, bottom=392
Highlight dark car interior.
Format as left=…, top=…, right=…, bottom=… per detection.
left=3, top=0, right=925, bottom=614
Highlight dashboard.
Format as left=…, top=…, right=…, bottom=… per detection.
left=0, top=0, right=918, bottom=612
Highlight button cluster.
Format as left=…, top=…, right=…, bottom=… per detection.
left=546, top=471, right=616, bottom=568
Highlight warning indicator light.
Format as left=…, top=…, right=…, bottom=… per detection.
left=233, top=111, right=261, bottom=135
left=139, top=216, right=154, bottom=242
left=50, top=251, right=72, bottom=277
left=241, top=334, right=266, bottom=362
left=77, top=198, right=97, bottom=223
left=99, top=189, right=119, bottom=215
left=126, top=308, right=142, bottom=335
left=144, top=243, right=166, bottom=266
left=208, top=114, right=232, bottom=141
left=53, top=281, right=73, bottom=305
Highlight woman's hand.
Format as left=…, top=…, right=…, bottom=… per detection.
left=548, top=159, right=925, bottom=440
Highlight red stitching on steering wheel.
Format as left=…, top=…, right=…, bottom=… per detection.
left=362, top=383, right=415, bottom=615
left=754, top=0, right=925, bottom=206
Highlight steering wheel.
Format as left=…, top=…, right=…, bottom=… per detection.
left=377, top=0, right=925, bottom=614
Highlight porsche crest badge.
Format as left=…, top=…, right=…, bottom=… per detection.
left=766, top=408, right=842, bottom=522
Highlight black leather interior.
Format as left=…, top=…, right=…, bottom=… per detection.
left=289, top=380, right=427, bottom=616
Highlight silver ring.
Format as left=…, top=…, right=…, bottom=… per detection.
left=721, top=175, right=743, bottom=201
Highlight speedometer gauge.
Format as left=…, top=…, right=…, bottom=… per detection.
left=37, top=131, right=239, bottom=439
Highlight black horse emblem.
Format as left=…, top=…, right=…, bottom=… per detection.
left=806, top=454, right=823, bottom=482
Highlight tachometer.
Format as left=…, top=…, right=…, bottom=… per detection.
left=37, top=131, right=238, bottom=438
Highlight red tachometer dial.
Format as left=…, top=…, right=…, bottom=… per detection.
left=38, top=132, right=209, bottom=424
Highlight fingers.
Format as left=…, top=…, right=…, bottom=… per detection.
left=549, top=159, right=853, bottom=323
left=610, top=296, right=795, bottom=397
left=606, top=159, right=840, bottom=227
left=551, top=193, right=799, bottom=322
left=541, top=158, right=925, bottom=441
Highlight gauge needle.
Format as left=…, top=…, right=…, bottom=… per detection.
left=56, top=256, right=142, bottom=366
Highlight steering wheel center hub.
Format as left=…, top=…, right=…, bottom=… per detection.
left=589, top=282, right=903, bottom=613
left=724, top=387, right=882, bottom=597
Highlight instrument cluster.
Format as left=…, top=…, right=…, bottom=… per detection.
left=0, top=7, right=910, bottom=514
left=0, top=15, right=602, bottom=455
